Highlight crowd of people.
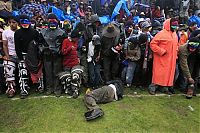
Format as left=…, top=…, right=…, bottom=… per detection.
left=0, top=0, right=200, bottom=100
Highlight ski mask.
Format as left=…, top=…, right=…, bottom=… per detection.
left=20, top=19, right=31, bottom=29
left=47, top=13, right=59, bottom=30
left=48, top=19, right=58, bottom=29
left=187, top=37, right=200, bottom=52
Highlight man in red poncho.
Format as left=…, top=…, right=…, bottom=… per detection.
left=149, top=18, right=179, bottom=95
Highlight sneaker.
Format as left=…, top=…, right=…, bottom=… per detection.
left=148, top=84, right=156, bottom=95
left=186, top=84, right=194, bottom=99
left=85, top=108, right=104, bottom=121
left=7, top=89, right=16, bottom=98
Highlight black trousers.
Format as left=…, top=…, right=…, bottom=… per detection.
left=103, top=56, right=120, bottom=82
left=43, top=54, right=62, bottom=94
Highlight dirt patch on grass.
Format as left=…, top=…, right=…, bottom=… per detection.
left=170, top=105, right=188, bottom=117
left=117, top=103, right=132, bottom=110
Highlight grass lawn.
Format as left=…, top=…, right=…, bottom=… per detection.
left=0, top=87, right=200, bottom=133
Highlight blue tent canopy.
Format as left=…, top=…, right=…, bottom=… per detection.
left=111, top=0, right=131, bottom=20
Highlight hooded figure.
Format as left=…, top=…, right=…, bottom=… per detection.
left=150, top=18, right=178, bottom=93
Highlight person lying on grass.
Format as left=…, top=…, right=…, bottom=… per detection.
left=84, top=80, right=123, bottom=121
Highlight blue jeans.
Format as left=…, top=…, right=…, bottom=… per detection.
left=121, top=61, right=137, bottom=85
left=88, top=62, right=101, bottom=88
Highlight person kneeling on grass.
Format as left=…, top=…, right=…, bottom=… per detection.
left=84, top=80, right=123, bottom=121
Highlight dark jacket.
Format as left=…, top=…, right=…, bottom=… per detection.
left=40, top=28, right=66, bottom=54
left=14, top=28, right=39, bottom=60
left=124, top=36, right=141, bottom=61
left=101, top=36, right=119, bottom=57
left=25, top=40, right=41, bottom=74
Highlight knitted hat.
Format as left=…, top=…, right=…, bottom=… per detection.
left=141, top=21, right=151, bottom=29
left=70, top=29, right=82, bottom=38
left=92, top=35, right=101, bottom=45
left=47, top=13, right=58, bottom=20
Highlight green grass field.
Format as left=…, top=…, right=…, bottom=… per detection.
left=0, top=88, right=200, bottom=133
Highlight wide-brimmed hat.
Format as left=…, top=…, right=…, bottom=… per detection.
left=102, top=23, right=120, bottom=38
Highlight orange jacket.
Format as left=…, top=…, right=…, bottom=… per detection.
left=150, top=19, right=178, bottom=86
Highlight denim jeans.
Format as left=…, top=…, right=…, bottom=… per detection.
left=121, top=61, right=137, bottom=85
left=88, top=62, right=101, bottom=88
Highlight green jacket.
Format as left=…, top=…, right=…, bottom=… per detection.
left=178, top=43, right=191, bottom=79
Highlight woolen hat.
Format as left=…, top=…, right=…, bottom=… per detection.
left=102, top=23, right=120, bottom=38
left=70, top=29, right=82, bottom=38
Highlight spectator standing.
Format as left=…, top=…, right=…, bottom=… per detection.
left=40, top=13, right=66, bottom=97
left=149, top=18, right=179, bottom=95
left=101, top=23, right=120, bottom=82
left=2, top=16, right=18, bottom=97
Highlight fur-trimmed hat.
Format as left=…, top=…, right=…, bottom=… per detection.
left=102, top=23, right=120, bottom=38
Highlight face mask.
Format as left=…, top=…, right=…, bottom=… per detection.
left=20, top=19, right=31, bottom=28
left=171, top=26, right=178, bottom=30
left=48, top=19, right=58, bottom=29
left=188, top=42, right=200, bottom=52
left=171, top=21, right=179, bottom=31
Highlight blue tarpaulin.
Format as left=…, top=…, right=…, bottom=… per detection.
left=51, top=6, right=66, bottom=21
left=188, top=15, right=200, bottom=28
left=12, top=11, right=19, bottom=17
left=99, top=15, right=111, bottom=24
left=130, top=0, right=135, bottom=7
left=111, top=0, right=131, bottom=20
left=51, top=6, right=76, bottom=21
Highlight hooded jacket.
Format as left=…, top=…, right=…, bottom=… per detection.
left=150, top=19, right=178, bottom=86
left=86, top=14, right=103, bottom=42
